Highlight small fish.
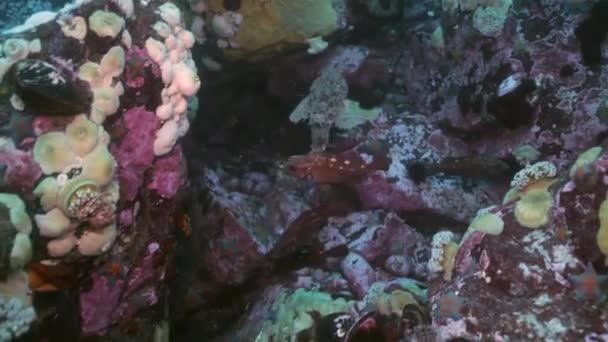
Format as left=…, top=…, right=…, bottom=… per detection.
left=569, top=262, right=608, bottom=302
left=286, top=150, right=390, bottom=184
left=27, top=262, right=78, bottom=292
left=436, top=292, right=464, bottom=320
left=407, top=155, right=515, bottom=184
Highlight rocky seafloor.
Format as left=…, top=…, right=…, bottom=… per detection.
left=0, top=0, right=606, bottom=341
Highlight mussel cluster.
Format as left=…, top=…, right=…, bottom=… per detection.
left=297, top=300, right=435, bottom=342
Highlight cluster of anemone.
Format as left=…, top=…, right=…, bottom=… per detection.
left=0, top=37, right=42, bottom=83
left=0, top=194, right=36, bottom=341
left=145, top=2, right=201, bottom=156
left=510, top=161, right=557, bottom=191
left=0, top=194, right=33, bottom=278
left=505, top=161, right=557, bottom=229
left=495, top=161, right=560, bottom=231
left=256, top=288, right=354, bottom=341
left=78, top=46, right=126, bottom=124
left=32, top=115, right=119, bottom=257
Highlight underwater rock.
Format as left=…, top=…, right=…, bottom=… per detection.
left=147, top=145, right=186, bottom=199
left=575, top=1, right=608, bottom=66
left=196, top=167, right=325, bottom=285
left=9, top=59, right=91, bottom=116
left=428, top=148, right=608, bottom=340
left=0, top=103, right=35, bottom=146
left=0, top=138, right=41, bottom=193
left=111, top=106, right=158, bottom=202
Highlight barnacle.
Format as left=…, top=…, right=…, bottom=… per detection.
left=58, top=177, right=103, bottom=220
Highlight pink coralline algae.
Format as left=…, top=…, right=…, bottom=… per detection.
left=80, top=243, right=161, bottom=336
left=0, top=143, right=41, bottom=192
left=111, top=106, right=157, bottom=201
left=118, top=208, right=134, bottom=228
left=355, top=174, right=424, bottom=213
left=125, top=46, right=161, bottom=89
left=147, top=145, right=186, bottom=199
left=80, top=273, right=125, bottom=336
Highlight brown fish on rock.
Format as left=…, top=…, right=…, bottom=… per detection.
left=286, top=150, right=391, bottom=184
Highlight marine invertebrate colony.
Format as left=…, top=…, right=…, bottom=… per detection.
left=0, top=0, right=199, bottom=337
left=2, top=0, right=608, bottom=340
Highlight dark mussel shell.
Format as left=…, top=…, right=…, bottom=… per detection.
left=9, top=59, right=92, bottom=116
left=314, top=311, right=356, bottom=342
left=344, top=311, right=392, bottom=342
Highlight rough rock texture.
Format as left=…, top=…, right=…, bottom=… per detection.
left=0, top=0, right=192, bottom=339
left=180, top=0, right=608, bottom=340
left=428, top=152, right=608, bottom=340
left=1, top=0, right=607, bottom=340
